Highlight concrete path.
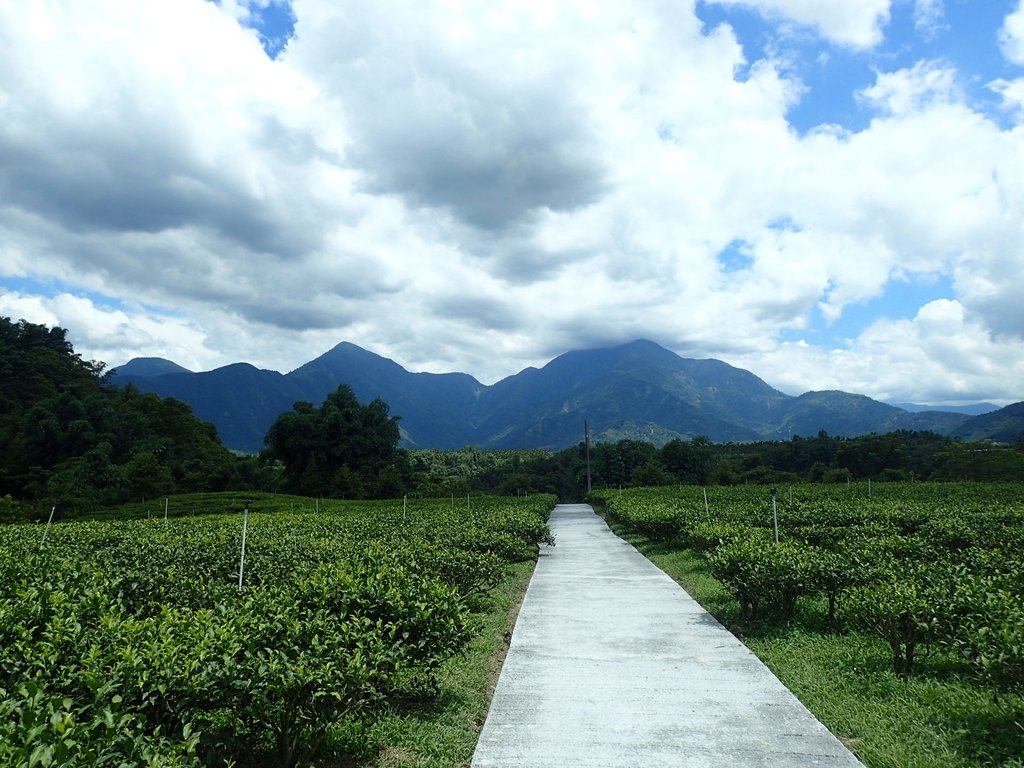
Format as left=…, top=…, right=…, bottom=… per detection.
left=471, top=504, right=865, bottom=768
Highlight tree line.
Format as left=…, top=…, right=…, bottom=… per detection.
left=0, top=318, right=287, bottom=519
left=568, top=429, right=1024, bottom=492
left=3, top=316, right=1022, bottom=520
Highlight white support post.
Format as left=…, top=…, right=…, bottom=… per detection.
left=771, top=488, right=779, bottom=545
left=238, top=501, right=250, bottom=591
left=41, top=505, right=56, bottom=544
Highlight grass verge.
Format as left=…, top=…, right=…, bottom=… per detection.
left=601, top=514, right=1024, bottom=768
left=322, top=560, right=535, bottom=767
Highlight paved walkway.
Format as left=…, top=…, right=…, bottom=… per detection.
left=471, top=504, right=865, bottom=768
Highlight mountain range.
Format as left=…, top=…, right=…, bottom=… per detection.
left=110, top=339, right=1022, bottom=453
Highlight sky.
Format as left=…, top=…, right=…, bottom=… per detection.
left=2, top=0, right=1024, bottom=407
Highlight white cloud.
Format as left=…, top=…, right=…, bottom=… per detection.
left=1000, top=0, right=1024, bottom=65
left=0, top=0, right=335, bottom=252
left=859, top=60, right=961, bottom=115
left=0, top=290, right=216, bottom=372
left=913, top=0, right=945, bottom=37
left=283, top=1, right=613, bottom=232
left=989, top=76, right=1024, bottom=120
left=751, top=300, right=1024, bottom=404
left=705, top=0, right=892, bottom=48
left=0, top=0, right=1022, bottom=409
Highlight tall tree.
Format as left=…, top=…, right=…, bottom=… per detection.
left=660, top=436, right=713, bottom=485
left=0, top=316, right=238, bottom=514
left=263, top=385, right=407, bottom=498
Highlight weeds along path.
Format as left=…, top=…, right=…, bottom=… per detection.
left=471, top=503, right=865, bottom=768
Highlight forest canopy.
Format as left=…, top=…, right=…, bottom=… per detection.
left=262, top=384, right=409, bottom=499
left=0, top=317, right=245, bottom=516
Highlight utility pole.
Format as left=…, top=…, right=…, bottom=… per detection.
left=585, top=418, right=592, bottom=495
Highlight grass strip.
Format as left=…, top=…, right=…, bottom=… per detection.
left=602, top=516, right=1024, bottom=768
left=323, top=560, right=535, bottom=767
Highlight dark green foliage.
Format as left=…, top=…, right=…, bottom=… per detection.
left=660, top=436, right=713, bottom=484
left=932, top=441, right=1024, bottom=481
left=0, top=494, right=29, bottom=523
left=703, top=429, right=1022, bottom=485
left=807, top=547, right=864, bottom=623
left=262, top=384, right=408, bottom=498
left=590, top=439, right=658, bottom=487
left=0, top=317, right=237, bottom=513
left=0, top=493, right=555, bottom=766
left=842, top=564, right=946, bottom=677
left=598, top=482, right=1024, bottom=688
left=942, top=558, right=1024, bottom=700
left=706, top=538, right=818, bottom=627
left=0, top=680, right=201, bottom=767
left=836, top=433, right=909, bottom=478
left=599, top=482, right=1024, bottom=766
left=433, top=431, right=1024, bottom=502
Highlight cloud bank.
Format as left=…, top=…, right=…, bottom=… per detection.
left=0, top=0, right=1022, bottom=408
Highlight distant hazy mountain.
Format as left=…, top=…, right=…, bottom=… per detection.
left=891, top=402, right=1000, bottom=416
left=777, top=391, right=971, bottom=441
left=285, top=341, right=485, bottom=448
left=471, top=339, right=789, bottom=448
left=110, top=338, right=1018, bottom=452
left=950, top=401, right=1024, bottom=443
left=112, top=363, right=307, bottom=452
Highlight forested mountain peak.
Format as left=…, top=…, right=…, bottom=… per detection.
left=111, top=357, right=192, bottom=377
left=106, top=337, right=1019, bottom=452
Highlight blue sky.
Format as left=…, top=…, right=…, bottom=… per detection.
left=702, top=1, right=1020, bottom=132
left=1, top=0, right=1023, bottom=406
